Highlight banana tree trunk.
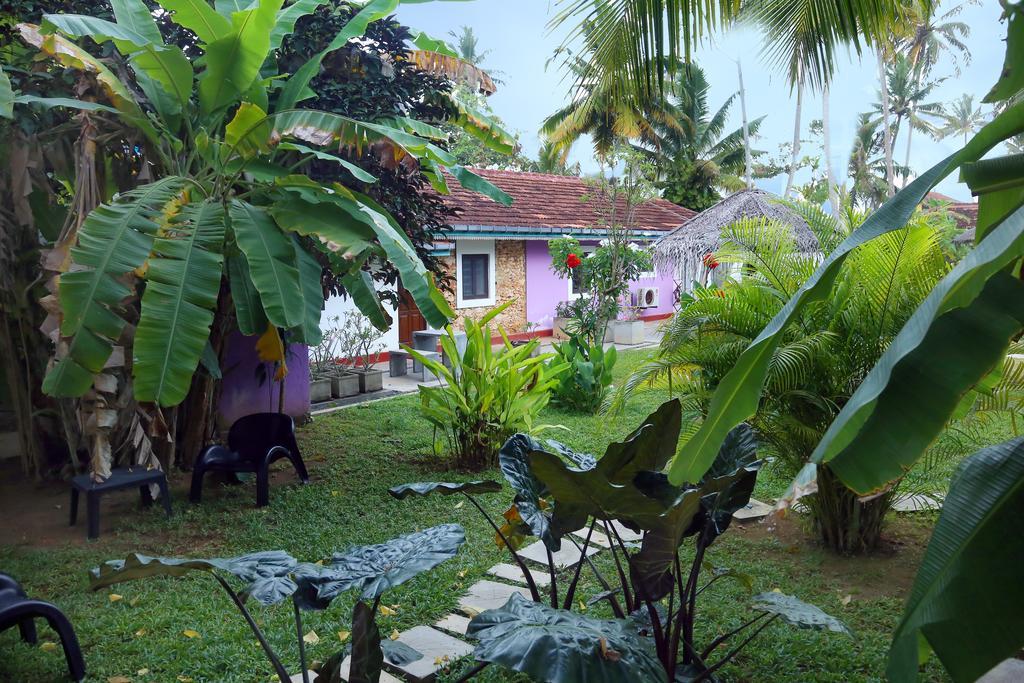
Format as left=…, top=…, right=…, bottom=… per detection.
left=877, top=50, right=896, bottom=197
left=822, top=81, right=839, bottom=213
left=784, top=67, right=804, bottom=199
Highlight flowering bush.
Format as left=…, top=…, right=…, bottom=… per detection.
left=566, top=253, right=582, bottom=269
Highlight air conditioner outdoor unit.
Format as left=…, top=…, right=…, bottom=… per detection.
left=636, top=287, right=660, bottom=309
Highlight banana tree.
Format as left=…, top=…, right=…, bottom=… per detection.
left=10, top=0, right=512, bottom=409
left=652, top=5, right=1024, bottom=681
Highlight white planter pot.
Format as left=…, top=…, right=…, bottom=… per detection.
left=310, top=377, right=332, bottom=403
left=610, top=320, right=646, bottom=345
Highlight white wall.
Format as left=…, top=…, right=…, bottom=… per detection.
left=321, top=291, right=400, bottom=351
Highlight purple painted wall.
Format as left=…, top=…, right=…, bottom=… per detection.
left=524, top=240, right=676, bottom=330
left=218, top=331, right=311, bottom=427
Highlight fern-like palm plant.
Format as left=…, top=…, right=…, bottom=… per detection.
left=609, top=204, right=953, bottom=552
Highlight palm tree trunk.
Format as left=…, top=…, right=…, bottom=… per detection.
left=822, top=81, right=839, bottom=213
left=737, top=60, right=753, bottom=190
left=784, top=63, right=804, bottom=199
left=877, top=50, right=896, bottom=197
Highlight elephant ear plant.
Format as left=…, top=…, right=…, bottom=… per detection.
left=391, top=399, right=850, bottom=682
left=89, top=524, right=466, bottom=683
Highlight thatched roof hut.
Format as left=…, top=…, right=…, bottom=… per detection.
left=653, top=189, right=820, bottom=285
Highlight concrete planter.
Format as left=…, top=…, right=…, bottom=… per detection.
left=310, top=377, right=333, bottom=403
left=609, top=319, right=646, bottom=345
left=552, top=317, right=570, bottom=340
left=353, top=368, right=384, bottom=393
left=331, top=372, right=360, bottom=398
left=510, top=340, right=540, bottom=357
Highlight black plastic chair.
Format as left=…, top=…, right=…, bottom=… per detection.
left=0, top=573, right=85, bottom=681
left=190, top=413, right=309, bottom=507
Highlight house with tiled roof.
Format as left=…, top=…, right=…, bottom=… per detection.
left=924, top=191, right=979, bottom=232
left=323, top=169, right=694, bottom=349
left=427, top=169, right=695, bottom=339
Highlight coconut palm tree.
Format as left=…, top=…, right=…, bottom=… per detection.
left=635, top=64, right=764, bottom=211
left=550, top=1, right=906, bottom=117
left=847, top=114, right=890, bottom=209
left=935, top=93, right=989, bottom=145
left=868, top=54, right=945, bottom=185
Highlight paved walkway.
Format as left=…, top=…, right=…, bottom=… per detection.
left=311, top=321, right=665, bottom=416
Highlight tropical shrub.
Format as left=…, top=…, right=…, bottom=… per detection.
left=658, top=8, right=1024, bottom=679
left=89, top=524, right=466, bottom=683
left=391, top=400, right=850, bottom=682
left=547, top=332, right=617, bottom=413
left=405, top=303, right=560, bottom=470
left=609, top=206, right=952, bottom=553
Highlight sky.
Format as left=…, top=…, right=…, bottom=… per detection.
left=397, top=0, right=1008, bottom=202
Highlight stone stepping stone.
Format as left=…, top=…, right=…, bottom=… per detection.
left=459, top=579, right=532, bottom=615
left=383, top=625, right=474, bottom=682
left=605, top=520, right=643, bottom=542
left=892, top=493, right=942, bottom=512
left=570, top=526, right=613, bottom=547
left=518, top=539, right=601, bottom=569
left=434, top=613, right=471, bottom=636
left=733, top=498, right=774, bottom=521
left=487, top=563, right=551, bottom=587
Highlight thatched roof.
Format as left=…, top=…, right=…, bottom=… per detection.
left=953, top=227, right=975, bottom=245
left=653, top=189, right=820, bottom=268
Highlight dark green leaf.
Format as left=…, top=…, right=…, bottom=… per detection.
left=499, top=434, right=559, bottom=551
left=380, top=640, right=422, bottom=666
left=315, top=524, right=465, bottom=601
left=388, top=481, right=502, bottom=499
left=888, top=436, right=1024, bottom=683
left=751, top=592, right=851, bottom=634
left=467, top=594, right=666, bottom=683
left=349, top=600, right=383, bottom=683
left=89, top=551, right=298, bottom=590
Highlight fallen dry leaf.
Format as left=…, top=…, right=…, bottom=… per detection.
left=108, top=594, right=123, bottom=603
left=303, top=630, right=320, bottom=645
left=134, top=629, right=147, bottom=638
left=40, top=642, right=58, bottom=652
left=337, top=630, right=350, bottom=642
left=107, top=677, right=132, bottom=683
left=841, top=594, right=853, bottom=606
left=182, top=629, right=200, bottom=639
left=378, top=605, right=397, bottom=617
left=136, top=669, right=149, bottom=676
left=389, top=629, right=400, bottom=641
left=453, top=501, right=464, bottom=509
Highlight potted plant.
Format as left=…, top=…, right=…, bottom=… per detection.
left=308, top=323, right=338, bottom=404
left=608, top=303, right=646, bottom=345
left=337, top=311, right=386, bottom=393
left=552, top=302, right=573, bottom=340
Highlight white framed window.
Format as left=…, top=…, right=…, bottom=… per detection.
left=456, top=239, right=496, bottom=308
left=568, top=244, right=597, bottom=298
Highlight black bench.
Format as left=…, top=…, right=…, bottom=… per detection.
left=70, top=467, right=172, bottom=540
left=0, top=572, right=85, bottom=681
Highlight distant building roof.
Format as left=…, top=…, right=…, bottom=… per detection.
left=923, top=192, right=978, bottom=230
left=441, top=169, right=695, bottom=238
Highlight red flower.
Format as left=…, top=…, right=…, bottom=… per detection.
left=703, top=252, right=719, bottom=270
left=566, top=253, right=582, bottom=269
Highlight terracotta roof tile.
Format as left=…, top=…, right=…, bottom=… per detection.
left=442, top=168, right=695, bottom=231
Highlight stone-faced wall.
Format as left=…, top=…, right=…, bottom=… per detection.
left=442, top=239, right=527, bottom=333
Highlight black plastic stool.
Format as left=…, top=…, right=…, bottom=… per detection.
left=70, top=468, right=172, bottom=539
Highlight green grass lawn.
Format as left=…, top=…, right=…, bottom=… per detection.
left=0, top=349, right=980, bottom=682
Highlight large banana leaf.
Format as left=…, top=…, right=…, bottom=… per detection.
left=229, top=199, right=304, bottom=330
left=198, top=0, right=283, bottom=119
left=666, top=100, right=1024, bottom=485
left=43, top=177, right=188, bottom=397
left=0, top=67, right=14, bottom=119
left=339, top=268, right=392, bottom=331
left=133, top=200, right=226, bottom=406
left=809, top=206, right=1024, bottom=493
left=887, top=437, right=1024, bottom=682
left=161, top=0, right=231, bottom=43
left=226, top=251, right=268, bottom=336
left=40, top=13, right=192, bottom=129
left=290, top=236, right=325, bottom=346
left=268, top=0, right=328, bottom=52
left=17, top=23, right=159, bottom=144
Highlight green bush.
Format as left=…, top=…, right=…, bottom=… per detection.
left=547, top=332, right=617, bottom=413
left=405, top=303, right=561, bottom=470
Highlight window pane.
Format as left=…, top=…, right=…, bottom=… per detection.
left=462, top=253, right=489, bottom=300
